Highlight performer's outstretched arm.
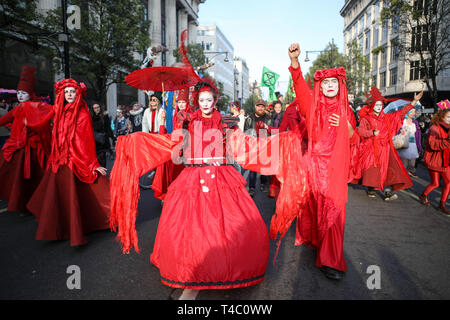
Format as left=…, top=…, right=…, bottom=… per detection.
left=288, top=43, right=313, bottom=120
left=0, top=108, right=16, bottom=127
left=110, top=132, right=179, bottom=253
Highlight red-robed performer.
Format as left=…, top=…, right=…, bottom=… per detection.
left=0, top=66, right=52, bottom=212
left=353, top=87, right=421, bottom=200
left=110, top=79, right=270, bottom=300
left=267, top=100, right=307, bottom=198
left=288, top=43, right=359, bottom=280
left=419, top=106, right=450, bottom=214
left=152, top=89, right=191, bottom=200
left=26, top=79, right=110, bottom=246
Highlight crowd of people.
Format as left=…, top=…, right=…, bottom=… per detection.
left=1, top=41, right=450, bottom=300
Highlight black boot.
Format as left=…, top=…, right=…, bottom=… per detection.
left=320, top=266, right=345, bottom=280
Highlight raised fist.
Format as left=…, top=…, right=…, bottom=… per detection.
left=289, top=43, right=301, bottom=59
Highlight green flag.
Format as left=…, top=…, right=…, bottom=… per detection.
left=261, top=66, right=280, bottom=101
left=287, top=75, right=296, bottom=98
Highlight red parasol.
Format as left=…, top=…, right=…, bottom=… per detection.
left=125, top=66, right=200, bottom=93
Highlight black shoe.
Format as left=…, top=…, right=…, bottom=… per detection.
left=168, top=288, right=181, bottom=300
left=249, top=188, right=256, bottom=197
left=367, top=190, right=376, bottom=198
left=320, top=266, right=345, bottom=280
left=384, top=191, right=398, bottom=201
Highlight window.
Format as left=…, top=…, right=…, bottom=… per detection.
left=372, top=74, right=377, bottom=87
left=414, top=0, right=437, bottom=15
left=390, top=67, right=398, bottom=86
left=392, top=14, right=400, bottom=34
left=382, top=21, right=388, bottom=42
left=367, top=8, right=372, bottom=25
left=381, top=49, right=387, bottom=66
left=390, top=41, right=399, bottom=62
left=411, top=24, right=435, bottom=52
left=373, top=26, right=379, bottom=47
left=365, top=30, right=371, bottom=51
left=360, top=15, right=365, bottom=32
left=380, top=71, right=386, bottom=88
left=359, top=36, right=364, bottom=51
left=372, top=53, right=378, bottom=70
left=410, top=59, right=432, bottom=80
left=374, top=1, right=380, bottom=18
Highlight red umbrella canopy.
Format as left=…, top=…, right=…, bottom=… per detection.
left=125, top=66, right=201, bottom=92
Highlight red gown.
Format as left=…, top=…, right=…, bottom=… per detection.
left=111, top=109, right=269, bottom=289
left=289, top=65, right=359, bottom=272
left=355, top=107, right=413, bottom=190
left=26, top=84, right=110, bottom=246
left=0, top=101, right=52, bottom=212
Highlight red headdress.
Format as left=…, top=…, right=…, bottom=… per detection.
left=17, top=66, right=40, bottom=101
left=359, top=86, right=398, bottom=119
left=50, top=78, right=88, bottom=169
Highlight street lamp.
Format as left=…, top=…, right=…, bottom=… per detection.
left=304, top=39, right=337, bottom=68
left=204, top=51, right=230, bottom=63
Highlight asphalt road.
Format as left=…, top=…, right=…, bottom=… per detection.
left=1, top=163, right=449, bottom=300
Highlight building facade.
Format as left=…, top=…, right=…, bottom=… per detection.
left=0, top=0, right=205, bottom=116
left=233, top=57, right=250, bottom=104
left=196, top=25, right=235, bottom=100
left=340, top=0, right=450, bottom=107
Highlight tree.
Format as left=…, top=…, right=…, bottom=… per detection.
left=0, top=0, right=42, bottom=39
left=41, top=0, right=151, bottom=103
left=173, top=43, right=206, bottom=69
left=381, top=0, right=450, bottom=110
left=305, top=41, right=346, bottom=81
left=343, top=40, right=371, bottom=100
left=242, top=93, right=260, bottom=114
left=215, top=81, right=231, bottom=113
left=173, top=43, right=231, bottom=112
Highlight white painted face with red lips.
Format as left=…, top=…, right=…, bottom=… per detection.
left=321, top=77, right=339, bottom=98
left=373, top=101, right=383, bottom=114
left=64, top=87, right=76, bottom=103
left=17, top=90, right=30, bottom=103
left=199, top=91, right=214, bottom=115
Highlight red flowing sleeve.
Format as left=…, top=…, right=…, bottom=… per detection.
left=25, top=102, right=53, bottom=156
left=358, top=117, right=375, bottom=138
left=228, top=128, right=281, bottom=176
left=110, top=132, right=178, bottom=253
left=289, top=65, right=313, bottom=120
left=69, top=108, right=101, bottom=183
left=385, top=104, right=414, bottom=137
left=0, top=107, right=16, bottom=128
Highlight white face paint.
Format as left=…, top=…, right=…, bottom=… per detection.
left=64, top=87, right=77, bottom=103
left=198, top=91, right=215, bottom=115
left=373, top=101, right=383, bottom=114
left=177, top=100, right=187, bottom=111
left=443, top=111, right=450, bottom=125
left=321, top=77, right=339, bottom=98
left=17, top=90, right=30, bottom=103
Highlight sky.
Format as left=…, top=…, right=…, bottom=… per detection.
left=198, top=0, right=346, bottom=98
